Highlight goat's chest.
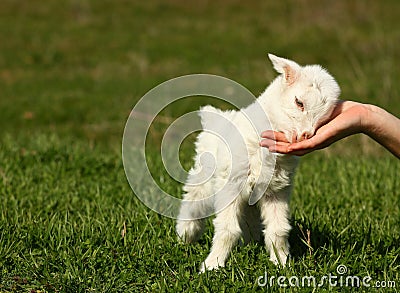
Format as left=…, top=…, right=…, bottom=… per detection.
left=247, top=152, right=298, bottom=196
left=269, top=156, right=299, bottom=193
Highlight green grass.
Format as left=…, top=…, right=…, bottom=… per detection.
left=1, top=137, right=399, bottom=292
left=0, top=0, right=400, bottom=292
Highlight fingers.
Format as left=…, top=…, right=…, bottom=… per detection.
left=260, top=130, right=289, bottom=142
left=268, top=144, right=291, bottom=154
left=260, top=139, right=316, bottom=155
left=287, top=138, right=317, bottom=151
left=259, top=138, right=273, bottom=148
left=260, top=129, right=327, bottom=155
left=260, top=130, right=312, bottom=154
left=259, top=138, right=291, bottom=153
left=261, top=135, right=320, bottom=155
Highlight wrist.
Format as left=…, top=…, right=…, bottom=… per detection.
left=360, top=104, right=382, bottom=136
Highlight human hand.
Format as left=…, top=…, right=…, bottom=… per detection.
left=260, top=101, right=370, bottom=156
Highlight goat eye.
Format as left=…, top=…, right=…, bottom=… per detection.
left=295, top=97, right=304, bottom=111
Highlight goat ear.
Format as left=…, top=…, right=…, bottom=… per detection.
left=268, top=54, right=301, bottom=85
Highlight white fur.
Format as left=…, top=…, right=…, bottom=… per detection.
left=176, top=54, right=340, bottom=272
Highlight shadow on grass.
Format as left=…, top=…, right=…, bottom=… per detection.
left=289, top=217, right=400, bottom=263
left=289, top=218, right=335, bottom=261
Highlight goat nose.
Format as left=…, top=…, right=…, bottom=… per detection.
left=298, top=130, right=314, bottom=141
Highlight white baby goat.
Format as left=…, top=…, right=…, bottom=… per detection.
left=176, top=54, right=340, bottom=272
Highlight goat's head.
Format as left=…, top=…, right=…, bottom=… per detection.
left=268, top=54, right=340, bottom=142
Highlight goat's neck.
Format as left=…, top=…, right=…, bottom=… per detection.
left=256, top=77, right=286, bottom=131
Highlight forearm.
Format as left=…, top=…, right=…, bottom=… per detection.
left=363, top=104, right=400, bottom=158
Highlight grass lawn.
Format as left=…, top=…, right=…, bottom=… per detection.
left=0, top=0, right=399, bottom=292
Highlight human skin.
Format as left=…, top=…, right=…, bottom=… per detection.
left=259, top=100, right=400, bottom=159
